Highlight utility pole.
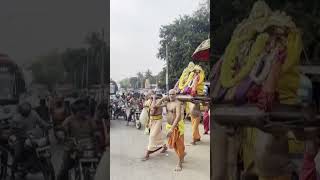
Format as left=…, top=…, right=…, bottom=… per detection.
left=166, top=44, right=169, bottom=93
left=100, top=28, right=105, bottom=101
left=86, top=48, right=89, bottom=93
left=82, top=63, right=85, bottom=89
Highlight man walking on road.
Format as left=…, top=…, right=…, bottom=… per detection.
left=203, top=104, right=210, bottom=135
left=189, top=102, right=201, bottom=145
left=143, top=94, right=152, bottom=135
left=158, top=89, right=186, bottom=171
left=142, top=90, right=167, bottom=161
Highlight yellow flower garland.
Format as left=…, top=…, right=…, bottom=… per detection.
left=220, top=33, right=270, bottom=88
left=276, top=30, right=302, bottom=104
left=178, top=62, right=195, bottom=90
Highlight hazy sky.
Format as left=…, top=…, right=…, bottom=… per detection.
left=110, top=0, right=202, bottom=82
left=0, top=0, right=108, bottom=65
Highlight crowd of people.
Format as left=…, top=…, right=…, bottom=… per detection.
left=42, top=94, right=108, bottom=180
left=0, top=92, right=108, bottom=180
left=139, top=89, right=210, bottom=171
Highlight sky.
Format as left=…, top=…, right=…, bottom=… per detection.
left=0, top=0, right=202, bottom=84
left=110, top=0, right=202, bottom=82
left=0, top=0, right=108, bottom=65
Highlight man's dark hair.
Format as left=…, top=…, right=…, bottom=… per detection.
left=18, top=102, right=32, bottom=117
left=71, top=99, right=88, bottom=113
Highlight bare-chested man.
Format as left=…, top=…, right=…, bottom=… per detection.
left=142, top=90, right=167, bottom=161
left=157, top=89, right=186, bottom=171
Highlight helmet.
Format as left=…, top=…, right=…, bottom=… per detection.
left=18, top=102, right=32, bottom=117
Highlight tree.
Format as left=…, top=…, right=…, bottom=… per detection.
left=30, top=31, right=109, bottom=90
left=157, top=0, right=210, bottom=87
left=136, top=72, right=144, bottom=88
left=129, top=77, right=139, bottom=89
left=30, top=50, right=65, bottom=90
left=84, top=31, right=109, bottom=86
left=144, top=69, right=155, bottom=84
left=119, top=78, right=130, bottom=89
left=156, top=68, right=167, bottom=89
left=61, top=48, right=88, bottom=87
left=144, top=69, right=152, bottom=79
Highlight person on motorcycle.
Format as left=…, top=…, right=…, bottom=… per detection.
left=35, top=98, right=50, bottom=122
left=114, top=94, right=122, bottom=105
left=126, top=96, right=139, bottom=126
left=52, top=96, right=67, bottom=128
left=113, top=95, right=125, bottom=119
left=94, top=101, right=109, bottom=152
left=57, top=99, right=100, bottom=180
left=9, top=102, right=51, bottom=176
left=64, top=100, right=72, bottom=117
left=89, top=97, right=97, bottom=118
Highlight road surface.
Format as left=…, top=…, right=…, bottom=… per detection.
left=110, top=119, right=210, bottom=180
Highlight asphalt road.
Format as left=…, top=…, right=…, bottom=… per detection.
left=110, top=119, right=210, bottom=180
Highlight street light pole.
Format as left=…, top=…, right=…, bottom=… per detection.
left=166, top=44, right=169, bottom=93
left=86, top=48, right=89, bottom=93
left=100, top=28, right=105, bottom=101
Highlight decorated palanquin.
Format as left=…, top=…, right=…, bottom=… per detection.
left=173, top=62, right=210, bottom=103
left=211, top=2, right=302, bottom=108
left=210, top=1, right=316, bottom=179
left=210, top=0, right=311, bottom=129
left=174, top=62, right=205, bottom=96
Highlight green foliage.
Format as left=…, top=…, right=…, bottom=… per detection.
left=144, top=69, right=157, bottom=84
left=136, top=72, right=144, bottom=88
left=30, top=50, right=65, bottom=90
left=157, top=0, right=210, bottom=87
left=129, top=77, right=139, bottom=89
left=156, top=68, right=166, bottom=89
left=119, top=78, right=130, bottom=89
left=30, top=31, right=108, bottom=90
left=118, top=0, right=210, bottom=90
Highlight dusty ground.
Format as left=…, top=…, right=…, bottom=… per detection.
left=110, top=119, right=210, bottom=180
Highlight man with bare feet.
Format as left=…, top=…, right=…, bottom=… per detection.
left=189, top=101, right=201, bottom=145
left=158, top=89, right=186, bottom=171
left=142, top=90, right=167, bottom=161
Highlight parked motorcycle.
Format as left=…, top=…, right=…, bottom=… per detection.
left=134, top=110, right=142, bottom=129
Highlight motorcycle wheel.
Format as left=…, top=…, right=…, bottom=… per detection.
left=68, top=167, right=81, bottom=180
left=83, top=167, right=95, bottom=180
left=123, top=113, right=127, bottom=121
left=0, top=150, right=7, bottom=180
left=39, top=159, right=55, bottom=180
left=136, top=122, right=141, bottom=129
